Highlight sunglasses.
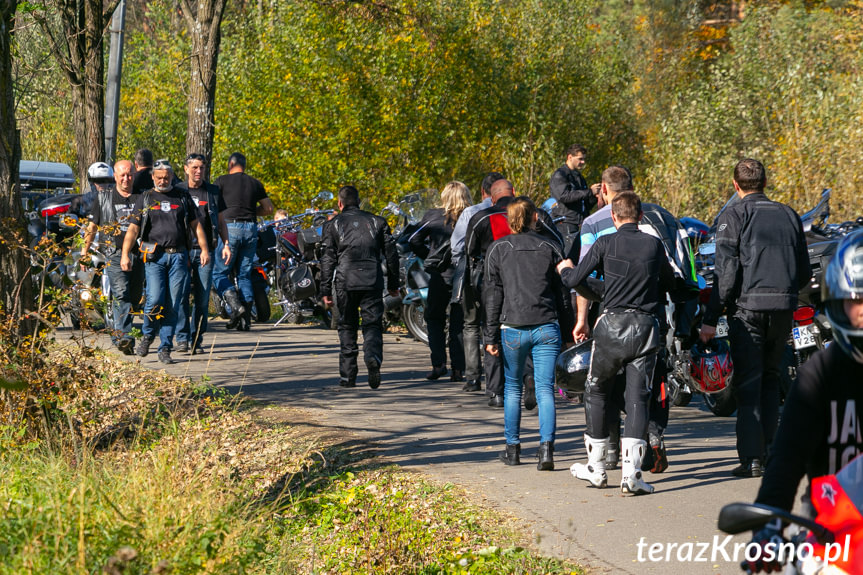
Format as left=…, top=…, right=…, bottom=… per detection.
left=185, top=153, right=207, bottom=163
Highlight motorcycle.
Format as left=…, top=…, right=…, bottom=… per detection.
left=718, top=453, right=863, bottom=574
left=377, top=189, right=439, bottom=344
left=28, top=194, right=113, bottom=331
left=266, top=191, right=335, bottom=328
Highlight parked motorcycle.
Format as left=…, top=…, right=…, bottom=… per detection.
left=28, top=194, right=112, bottom=330
left=264, top=191, right=335, bottom=328
left=378, top=189, right=438, bottom=343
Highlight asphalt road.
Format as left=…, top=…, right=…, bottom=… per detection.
left=97, top=319, right=776, bottom=574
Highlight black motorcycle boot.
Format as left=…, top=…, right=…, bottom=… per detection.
left=238, top=303, right=252, bottom=331
left=499, top=443, right=521, bottom=466
left=537, top=442, right=554, bottom=471
left=223, top=289, right=245, bottom=328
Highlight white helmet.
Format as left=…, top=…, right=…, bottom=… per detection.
left=87, top=162, right=114, bottom=184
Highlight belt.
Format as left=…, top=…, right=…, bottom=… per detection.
left=226, top=218, right=255, bottom=223
left=163, top=246, right=187, bottom=254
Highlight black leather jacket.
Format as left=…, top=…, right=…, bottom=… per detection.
left=320, top=205, right=399, bottom=295
left=483, top=231, right=570, bottom=345
left=704, top=193, right=810, bottom=326
left=549, top=164, right=596, bottom=229
left=408, top=208, right=455, bottom=281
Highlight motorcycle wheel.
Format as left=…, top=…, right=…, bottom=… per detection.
left=209, top=288, right=230, bottom=320
left=703, top=384, right=736, bottom=417
left=252, top=289, right=271, bottom=323
left=674, top=391, right=693, bottom=407
left=402, top=301, right=428, bottom=344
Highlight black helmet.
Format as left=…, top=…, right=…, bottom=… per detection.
left=689, top=339, right=733, bottom=394
left=823, top=229, right=863, bottom=363
left=555, top=338, right=592, bottom=394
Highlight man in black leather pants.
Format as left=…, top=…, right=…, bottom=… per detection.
left=560, top=190, right=675, bottom=495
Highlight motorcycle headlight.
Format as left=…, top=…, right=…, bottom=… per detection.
left=78, top=288, right=93, bottom=302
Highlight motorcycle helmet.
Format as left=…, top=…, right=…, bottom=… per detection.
left=689, top=339, right=733, bottom=394
left=87, top=162, right=114, bottom=184
left=822, top=229, right=863, bottom=363
left=555, top=338, right=592, bottom=394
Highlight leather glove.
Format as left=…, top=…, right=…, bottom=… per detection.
left=742, top=519, right=785, bottom=573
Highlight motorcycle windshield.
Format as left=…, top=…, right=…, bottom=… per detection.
left=398, top=188, right=438, bottom=226
left=835, top=452, right=863, bottom=512
left=800, top=188, right=831, bottom=233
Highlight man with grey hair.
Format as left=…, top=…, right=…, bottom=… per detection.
left=121, top=159, right=210, bottom=365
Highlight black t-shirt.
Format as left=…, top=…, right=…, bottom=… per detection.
left=756, top=344, right=863, bottom=512
left=91, top=189, right=141, bottom=250
left=180, top=184, right=215, bottom=249
left=129, top=188, right=197, bottom=249
left=215, top=172, right=267, bottom=221
left=132, top=168, right=153, bottom=195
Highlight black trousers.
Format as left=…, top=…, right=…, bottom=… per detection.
left=728, top=308, right=792, bottom=462
left=556, top=222, right=582, bottom=262
left=425, top=272, right=465, bottom=371
left=335, top=288, right=384, bottom=383
left=584, top=311, right=659, bottom=440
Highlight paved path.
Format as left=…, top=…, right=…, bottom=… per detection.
left=97, top=321, right=770, bottom=574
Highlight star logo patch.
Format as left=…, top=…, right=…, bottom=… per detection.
left=821, top=482, right=837, bottom=506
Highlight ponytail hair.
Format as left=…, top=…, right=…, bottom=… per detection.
left=507, top=196, right=537, bottom=234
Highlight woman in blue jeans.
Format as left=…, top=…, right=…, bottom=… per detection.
left=483, top=197, right=569, bottom=470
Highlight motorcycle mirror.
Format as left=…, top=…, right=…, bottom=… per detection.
left=698, top=243, right=715, bottom=256
left=718, top=502, right=834, bottom=543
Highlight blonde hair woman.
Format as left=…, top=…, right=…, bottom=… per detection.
left=408, top=181, right=473, bottom=381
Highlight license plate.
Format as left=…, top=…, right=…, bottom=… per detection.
left=793, top=324, right=817, bottom=350
left=716, top=316, right=729, bottom=338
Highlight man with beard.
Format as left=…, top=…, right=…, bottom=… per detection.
left=121, top=159, right=210, bottom=365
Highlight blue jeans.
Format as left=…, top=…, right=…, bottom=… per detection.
left=501, top=323, right=561, bottom=445
left=142, top=250, right=190, bottom=351
left=176, top=248, right=213, bottom=346
left=105, top=250, right=144, bottom=343
left=212, top=222, right=257, bottom=303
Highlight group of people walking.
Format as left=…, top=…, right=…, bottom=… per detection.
left=81, top=149, right=272, bottom=365
left=81, top=143, right=863, bottom=512
left=322, top=148, right=826, bottom=500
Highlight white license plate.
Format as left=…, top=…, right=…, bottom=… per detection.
left=793, top=324, right=818, bottom=350
left=716, top=316, right=729, bottom=338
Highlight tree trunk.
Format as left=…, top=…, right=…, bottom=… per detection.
left=37, top=0, right=118, bottom=185
left=0, top=2, right=34, bottom=330
left=182, top=0, right=228, bottom=171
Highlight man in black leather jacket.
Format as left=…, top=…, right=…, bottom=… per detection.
left=700, top=158, right=810, bottom=478
left=549, top=144, right=600, bottom=259
left=321, top=186, right=400, bottom=389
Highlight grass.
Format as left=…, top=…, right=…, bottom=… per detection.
left=0, top=346, right=581, bottom=574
